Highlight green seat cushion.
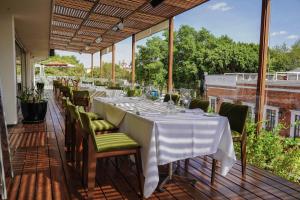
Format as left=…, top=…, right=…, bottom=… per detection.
left=86, top=112, right=102, bottom=120
left=94, top=133, right=139, bottom=152
left=91, top=120, right=116, bottom=131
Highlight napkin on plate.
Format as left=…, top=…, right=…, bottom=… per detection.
left=184, top=108, right=204, bottom=114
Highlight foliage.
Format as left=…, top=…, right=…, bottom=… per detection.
left=17, top=87, right=46, bottom=103
left=136, top=36, right=168, bottom=90
left=88, top=62, right=131, bottom=80
left=40, top=55, right=85, bottom=77
left=124, top=87, right=142, bottom=97
left=136, top=25, right=300, bottom=89
left=235, top=122, right=300, bottom=183
left=94, top=80, right=107, bottom=86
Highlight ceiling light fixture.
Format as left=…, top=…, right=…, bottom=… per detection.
left=95, top=36, right=102, bottom=44
left=112, top=20, right=124, bottom=32
left=85, top=45, right=90, bottom=51
left=150, top=0, right=165, bottom=8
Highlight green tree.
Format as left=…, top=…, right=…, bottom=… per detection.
left=136, top=36, right=168, bottom=89
left=40, top=55, right=85, bottom=77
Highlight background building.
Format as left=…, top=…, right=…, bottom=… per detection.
left=206, top=72, right=300, bottom=138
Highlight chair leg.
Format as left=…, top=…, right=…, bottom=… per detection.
left=71, top=127, right=76, bottom=162
left=75, top=128, right=82, bottom=172
left=87, top=136, right=96, bottom=200
left=134, top=150, right=143, bottom=199
left=184, top=159, right=189, bottom=171
left=241, top=141, right=247, bottom=177
left=82, top=137, right=89, bottom=187
left=211, top=159, right=217, bottom=185
left=115, top=157, right=119, bottom=169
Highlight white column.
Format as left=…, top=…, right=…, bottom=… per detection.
left=25, top=53, right=35, bottom=88
left=0, top=13, right=17, bottom=124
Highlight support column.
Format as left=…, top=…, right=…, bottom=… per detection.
left=167, top=17, right=174, bottom=93
left=131, top=34, right=136, bottom=87
left=112, top=44, right=116, bottom=84
left=25, top=53, right=35, bottom=88
left=91, top=53, right=94, bottom=79
left=255, top=0, right=271, bottom=133
left=99, top=51, right=102, bottom=79
left=0, top=13, right=17, bottom=124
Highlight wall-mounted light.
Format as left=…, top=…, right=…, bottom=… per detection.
left=95, top=36, right=102, bottom=44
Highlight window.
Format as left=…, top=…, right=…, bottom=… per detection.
left=290, top=111, right=300, bottom=138
left=263, top=106, right=279, bottom=131
left=209, top=96, right=217, bottom=113
left=242, top=102, right=255, bottom=121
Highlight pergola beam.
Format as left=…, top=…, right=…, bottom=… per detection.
left=131, top=34, right=136, bottom=87
left=255, top=0, right=271, bottom=133
left=167, top=17, right=174, bottom=93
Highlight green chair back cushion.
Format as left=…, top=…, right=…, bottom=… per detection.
left=189, top=99, right=209, bottom=112
left=72, top=90, right=90, bottom=106
left=163, top=94, right=180, bottom=105
left=90, top=120, right=115, bottom=131
left=60, top=86, right=73, bottom=100
left=219, top=102, right=248, bottom=135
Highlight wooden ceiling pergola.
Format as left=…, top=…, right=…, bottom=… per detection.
left=49, top=0, right=208, bottom=54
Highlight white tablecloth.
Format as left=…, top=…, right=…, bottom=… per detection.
left=93, top=97, right=236, bottom=198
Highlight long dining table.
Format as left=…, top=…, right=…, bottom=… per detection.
left=92, top=97, right=236, bottom=198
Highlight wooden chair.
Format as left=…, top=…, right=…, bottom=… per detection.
left=79, top=111, right=143, bottom=199
left=66, top=102, right=114, bottom=164
left=62, top=97, right=72, bottom=152
left=189, top=99, right=209, bottom=112
left=211, top=102, right=248, bottom=184
left=54, top=82, right=63, bottom=99
left=72, top=90, right=91, bottom=111
left=163, top=94, right=180, bottom=105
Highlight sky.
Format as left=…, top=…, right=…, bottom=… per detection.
left=56, top=0, right=300, bottom=68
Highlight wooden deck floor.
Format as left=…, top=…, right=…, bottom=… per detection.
left=6, top=93, right=300, bottom=200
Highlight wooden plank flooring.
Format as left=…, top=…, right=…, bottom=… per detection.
left=6, top=92, right=300, bottom=200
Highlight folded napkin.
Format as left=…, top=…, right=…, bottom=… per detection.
left=184, top=108, right=204, bottom=114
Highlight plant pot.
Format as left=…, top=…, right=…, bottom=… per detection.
left=21, top=101, right=48, bottom=123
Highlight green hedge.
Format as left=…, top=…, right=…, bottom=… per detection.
left=236, top=122, right=300, bottom=183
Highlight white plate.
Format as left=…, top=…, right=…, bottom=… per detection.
left=204, top=113, right=219, bottom=117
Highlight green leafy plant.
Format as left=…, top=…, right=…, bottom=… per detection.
left=17, top=87, right=47, bottom=103
left=235, top=121, right=300, bottom=183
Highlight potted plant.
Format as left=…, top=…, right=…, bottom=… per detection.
left=17, top=87, right=48, bottom=123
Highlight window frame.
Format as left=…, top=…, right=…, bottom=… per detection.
left=289, top=110, right=300, bottom=138
left=208, top=96, right=217, bottom=113
left=263, top=105, right=279, bottom=131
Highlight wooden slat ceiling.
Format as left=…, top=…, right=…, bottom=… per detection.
left=50, top=0, right=208, bottom=54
